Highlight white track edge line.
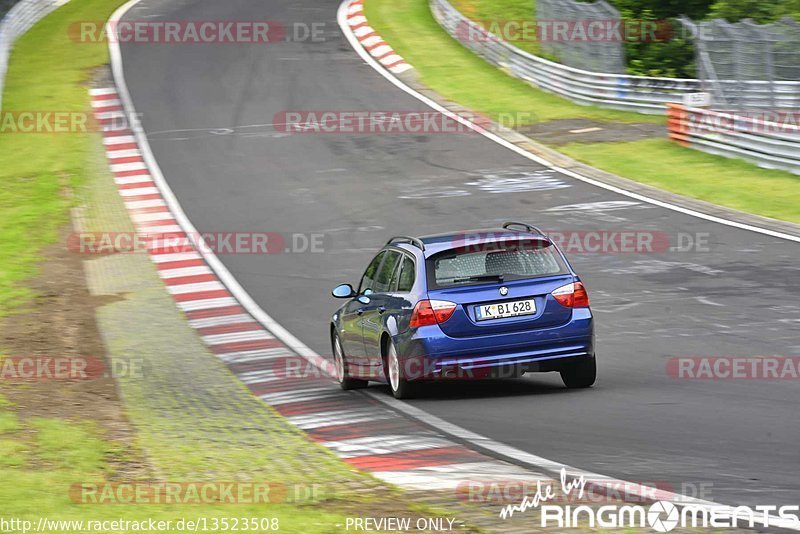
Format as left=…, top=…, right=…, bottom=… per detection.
left=105, top=0, right=796, bottom=528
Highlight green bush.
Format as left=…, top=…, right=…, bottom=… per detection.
left=609, top=0, right=798, bottom=76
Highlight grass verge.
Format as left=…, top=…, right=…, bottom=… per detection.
left=0, top=0, right=125, bottom=315
left=559, top=139, right=800, bottom=222
left=364, top=0, right=662, bottom=125
left=0, top=394, right=362, bottom=533
left=0, top=1, right=449, bottom=532
left=364, top=0, right=800, bottom=223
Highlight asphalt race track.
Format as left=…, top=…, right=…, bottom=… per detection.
left=119, top=0, right=800, bottom=509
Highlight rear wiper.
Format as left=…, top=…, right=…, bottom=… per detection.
left=449, top=274, right=505, bottom=284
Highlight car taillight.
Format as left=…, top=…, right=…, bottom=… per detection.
left=409, top=299, right=457, bottom=327
left=552, top=282, right=590, bottom=308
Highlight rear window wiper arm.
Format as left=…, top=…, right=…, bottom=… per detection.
left=449, top=274, right=505, bottom=283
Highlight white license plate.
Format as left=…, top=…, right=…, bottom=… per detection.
left=475, top=298, right=536, bottom=321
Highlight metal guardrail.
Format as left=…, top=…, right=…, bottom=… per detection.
left=667, top=103, right=800, bottom=175
left=0, top=0, right=70, bottom=110
left=430, top=0, right=701, bottom=115
left=429, top=0, right=800, bottom=171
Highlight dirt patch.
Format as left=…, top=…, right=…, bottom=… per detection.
left=517, top=118, right=665, bottom=145
left=0, top=224, right=151, bottom=480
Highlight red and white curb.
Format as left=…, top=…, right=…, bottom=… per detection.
left=89, top=86, right=545, bottom=495
left=345, top=0, right=411, bottom=74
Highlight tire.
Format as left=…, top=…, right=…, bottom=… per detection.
left=560, top=356, right=597, bottom=389
left=385, top=341, right=416, bottom=399
left=333, top=333, right=367, bottom=390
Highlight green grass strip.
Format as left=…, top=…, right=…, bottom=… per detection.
left=0, top=0, right=125, bottom=315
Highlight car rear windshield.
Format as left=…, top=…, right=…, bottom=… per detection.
left=427, top=239, right=567, bottom=288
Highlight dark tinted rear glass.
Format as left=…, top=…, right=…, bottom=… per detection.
left=428, top=240, right=566, bottom=288
left=394, top=256, right=415, bottom=292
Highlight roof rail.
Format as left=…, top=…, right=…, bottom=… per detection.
left=387, top=235, right=426, bottom=251
left=502, top=221, right=546, bottom=237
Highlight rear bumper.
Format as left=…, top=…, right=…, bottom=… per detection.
left=394, top=308, right=594, bottom=380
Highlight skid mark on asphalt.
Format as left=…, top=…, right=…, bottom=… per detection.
left=466, top=169, right=570, bottom=193
left=398, top=186, right=471, bottom=199
left=600, top=259, right=723, bottom=276
left=146, top=124, right=291, bottom=141
left=694, top=296, right=726, bottom=307
left=591, top=302, right=641, bottom=313
left=544, top=200, right=652, bottom=223
left=396, top=168, right=570, bottom=199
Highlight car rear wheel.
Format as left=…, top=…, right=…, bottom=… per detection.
left=560, top=356, right=596, bottom=389
left=333, top=334, right=367, bottom=390
left=385, top=342, right=415, bottom=399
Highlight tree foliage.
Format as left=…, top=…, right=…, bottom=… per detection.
left=612, top=0, right=713, bottom=20
left=707, top=0, right=800, bottom=22
left=604, top=0, right=800, bottom=77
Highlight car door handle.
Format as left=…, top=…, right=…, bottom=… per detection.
left=378, top=306, right=386, bottom=314
left=357, top=308, right=365, bottom=315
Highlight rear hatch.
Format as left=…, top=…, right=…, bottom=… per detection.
left=427, top=275, right=574, bottom=337
left=425, top=237, right=574, bottom=338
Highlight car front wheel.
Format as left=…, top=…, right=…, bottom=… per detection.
left=333, top=334, right=367, bottom=390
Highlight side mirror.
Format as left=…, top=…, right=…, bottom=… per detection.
left=332, top=283, right=356, bottom=299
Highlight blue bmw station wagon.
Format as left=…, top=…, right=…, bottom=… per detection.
left=330, top=222, right=595, bottom=398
